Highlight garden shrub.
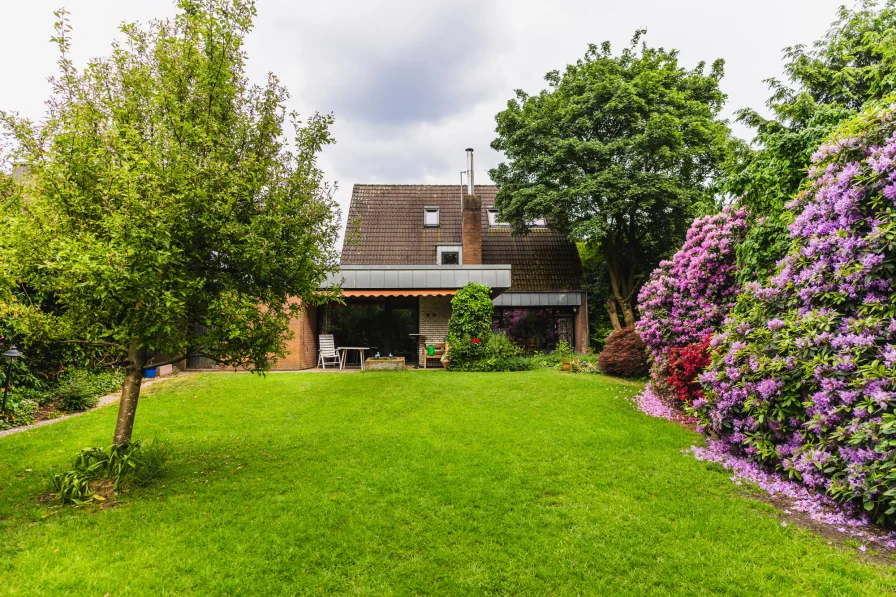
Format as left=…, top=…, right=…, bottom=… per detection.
left=666, top=335, right=712, bottom=405
left=447, top=282, right=495, bottom=370
left=636, top=206, right=748, bottom=362
left=696, top=101, right=896, bottom=526
left=598, top=327, right=649, bottom=378
left=448, top=282, right=493, bottom=340
left=55, top=369, right=124, bottom=413
left=449, top=332, right=530, bottom=372
left=445, top=335, right=487, bottom=370
left=51, top=439, right=168, bottom=505
left=462, top=356, right=535, bottom=372
left=0, top=398, right=38, bottom=431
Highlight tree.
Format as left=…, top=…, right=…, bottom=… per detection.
left=0, top=0, right=340, bottom=446
left=724, top=0, right=896, bottom=282
left=490, top=31, right=743, bottom=329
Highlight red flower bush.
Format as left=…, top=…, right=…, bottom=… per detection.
left=666, top=335, right=712, bottom=405
left=598, top=327, right=649, bottom=378
left=470, top=337, right=481, bottom=344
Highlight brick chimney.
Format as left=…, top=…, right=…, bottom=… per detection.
left=462, top=148, right=482, bottom=265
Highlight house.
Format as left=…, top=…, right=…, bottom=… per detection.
left=273, top=149, right=588, bottom=369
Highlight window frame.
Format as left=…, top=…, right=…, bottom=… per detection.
left=423, top=207, right=440, bottom=228
left=488, top=209, right=548, bottom=228
left=436, top=244, right=463, bottom=265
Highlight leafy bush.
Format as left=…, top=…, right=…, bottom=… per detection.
left=598, top=327, right=649, bottom=378
left=483, top=332, right=521, bottom=360
left=55, top=369, right=124, bottom=413
left=446, top=283, right=495, bottom=370
left=51, top=440, right=168, bottom=505
left=448, top=283, right=493, bottom=340
left=636, top=206, right=748, bottom=362
left=449, top=332, right=529, bottom=372
left=666, top=336, right=712, bottom=405
left=0, top=398, right=39, bottom=431
left=445, top=335, right=487, bottom=370
left=696, top=102, right=896, bottom=525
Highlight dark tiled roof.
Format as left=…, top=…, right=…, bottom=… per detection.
left=341, top=185, right=584, bottom=292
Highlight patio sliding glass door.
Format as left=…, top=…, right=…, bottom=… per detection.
left=323, top=297, right=419, bottom=364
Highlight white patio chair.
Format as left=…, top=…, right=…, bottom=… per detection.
left=317, top=334, right=343, bottom=369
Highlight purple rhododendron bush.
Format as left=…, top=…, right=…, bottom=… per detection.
left=636, top=206, right=749, bottom=362
left=632, top=205, right=748, bottom=421
left=695, top=102, right=896, bottom=528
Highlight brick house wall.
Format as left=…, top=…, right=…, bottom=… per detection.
left=418, top=296, right=452, bottom=362
left=272, top=302, right=318, bottom=370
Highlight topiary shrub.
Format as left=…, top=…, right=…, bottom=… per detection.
left=598, top=327, right=649, bottom=378
left=448, top=282, right=493, bottom=340
left=696, top=101, right=896, bottom=526
left=447, top=282, right=494, bottom=370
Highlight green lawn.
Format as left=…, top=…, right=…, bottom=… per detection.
left=0, top=370, right=893, bottom=596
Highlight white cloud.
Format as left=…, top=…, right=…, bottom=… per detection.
left=1, top=0, right=851, bottom=244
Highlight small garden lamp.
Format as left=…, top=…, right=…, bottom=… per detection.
left=2, top=346, right=22, bottom=412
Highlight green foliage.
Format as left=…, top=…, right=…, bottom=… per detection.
left=448, top=283, right=493, bottom=340
left=0, top=1, right=340, bottom=443
left=577, top=242, right=613, bottom=345
left=55, top=369, right=124, bottom=413
left=50, top=440, right=168, bottom=505
left=460, top=356, right=535, bottom=372
left=724, top=1, right=896, bottom=282
left=491, top=31, right=744, bottom=325
left=0, top=398, right=38, bottom=431
left=448, top=331, right=530, bottom=372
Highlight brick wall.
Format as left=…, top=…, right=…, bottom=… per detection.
left=575, top=292, right=589, bottom=354
left=461, top=194, right=482, bottom=264
left=418, top=296, right=452, bottom=362
left=273, top=301, right=318, bottom=370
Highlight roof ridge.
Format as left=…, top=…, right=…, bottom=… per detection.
left=352, top=184, right=498, bottom=188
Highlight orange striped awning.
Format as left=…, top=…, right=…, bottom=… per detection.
left=340, top=289, right=457, bottom=298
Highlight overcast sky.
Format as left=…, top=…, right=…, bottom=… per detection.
left=1, top=0, right=854, bottom=236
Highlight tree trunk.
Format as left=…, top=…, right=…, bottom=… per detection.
left=607, top=260, right=636, bottom=328
left=113, top=340, right=146, bottom=446
left=605, top=298, right=622, bottom=330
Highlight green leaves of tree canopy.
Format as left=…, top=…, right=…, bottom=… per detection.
left=0, top=0, right=340, bottom=444
left=724, top=1, right=896, bottom=282
left=490, top=32, right=743, bottom=329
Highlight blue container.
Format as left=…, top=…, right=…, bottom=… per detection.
left=143, top=368, right=157, bottom=379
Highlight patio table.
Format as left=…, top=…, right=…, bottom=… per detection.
left=337, top=347, right=370, bottom=370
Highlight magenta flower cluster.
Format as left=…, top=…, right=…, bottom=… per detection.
left=636, top=207, right=748, bottom=362
left=696, top=103, right=896, bottom=526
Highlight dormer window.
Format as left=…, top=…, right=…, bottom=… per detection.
left=487, top=209, right=509, bottom=227
left=488, top=209, right=547, bottom=228
left=424, top=207, right=440, bottom=227
left=437, top=245, right=462, bottom=265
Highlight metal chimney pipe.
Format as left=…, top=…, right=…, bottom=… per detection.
left=465, top=148, right=474, bottom=195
